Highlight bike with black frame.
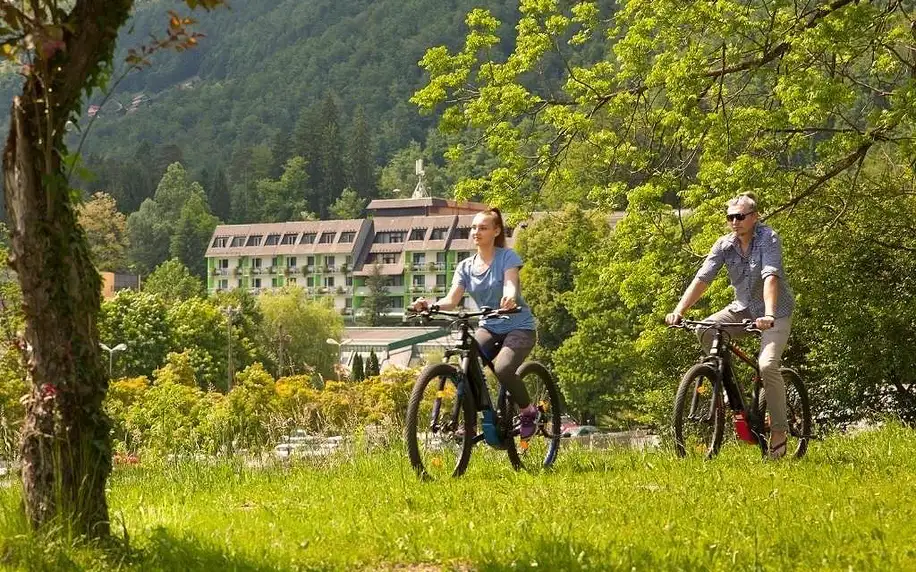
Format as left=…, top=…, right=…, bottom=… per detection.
left=669, top=318, right=812, bottom=459
left=404, top=305, right=563, bottom=480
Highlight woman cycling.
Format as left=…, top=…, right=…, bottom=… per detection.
left=410, top=207, right=539, bottom=438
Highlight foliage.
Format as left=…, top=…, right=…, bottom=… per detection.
left=142, top=258, right=205, bottom=301
left=76, top=192, right=129, bottom=272
left=166, top=297, right=249, bottom=391
left=25, top=1, right=521, bottom=194
left=0, top=344, right=26, bottom=460
left=126, top=198, right=171, bottom=275
left=351, top=353, right=365, bottom=383
left=127, top=163, right=217, bottom=275
left=3, top=427, right=916, bottom=569
left=329, top=188, right=367, bottom=220
left=256, top=287, right=343, bottom=380
left=366, top=350, right=381, bottom=378
left=361, top=262, right=390, bottom=326
left=255, top=156, right=309, bottom=223
left=99, top=290, right=172, bottom=379
left=515, top=205, right=610, bottom=365
left=414, top=1, right=916, bottom=424
left=169, top=193, right=219, bottom=278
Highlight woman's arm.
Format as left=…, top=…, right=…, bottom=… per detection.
left=500, top=267, right=520, bottom=310
left=433, top=283, right=465, bottom=310
left=410, top=284, right=465, bottom=311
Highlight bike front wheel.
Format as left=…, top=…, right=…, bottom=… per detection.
left=503, top=361, right=563, bottom=471
left=673, top=363, right=724, bottom=459
left=405, top=363, right=475, bottom=479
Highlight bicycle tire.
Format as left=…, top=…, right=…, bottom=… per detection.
left=758, top=367, right=811, bottom=459
left=405, top=363, right=475, bottom=479
left=673, top=363, right=724, bottom=459
left=504, top=361, right=563, bottom=471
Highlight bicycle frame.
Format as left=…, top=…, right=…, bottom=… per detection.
left=691, top=321, right=767, bottom=447
left=421, top=307, right=519, bottom=449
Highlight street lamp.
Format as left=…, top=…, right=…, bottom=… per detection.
left=99, top=342, right=127, bottom=378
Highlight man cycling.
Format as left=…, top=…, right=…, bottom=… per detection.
left=665, top=193, right=795, bottom=459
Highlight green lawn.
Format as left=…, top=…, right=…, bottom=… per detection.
left=2, top=425, right=915, bottom=571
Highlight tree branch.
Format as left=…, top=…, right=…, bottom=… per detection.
left=703, top=0, right=857, bottom=78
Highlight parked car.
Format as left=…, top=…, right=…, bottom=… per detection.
left=562, top=425, right=604, bottom=438
left=559, top=415, right=579, bottom=435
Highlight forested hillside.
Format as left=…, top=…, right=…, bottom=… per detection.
left=0, top=0, right=522, bottom=218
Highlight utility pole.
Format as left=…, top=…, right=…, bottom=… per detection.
left=275, top=324, right=291, bottom=378
left=222, top=305, right=241, bottom=391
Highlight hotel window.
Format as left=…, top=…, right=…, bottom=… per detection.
left=252, top=258, right=262, bottom=269
left=381, top=253, right=398, bottom=264
left=385, top=275, right=404, bottom=287
left=265, top=234, right=280, bottom=246
left=253, top=278, right=262, bottom=288
left=300, top=233, right=317, bottom=245
left=339, top=231, right=355, bottom=243
left=245, top=235, right=263, bottom=247
left=319, top=232, right=336, bottom=244
left=373, top=231, right=406, bottom=244
left=454, top=227, right=471, bottom=239
left=409, top=228, right=427, bottom=241
left=412, top=275, right=425, bottom=287
left=431, top=227, right=448, bottom=240
left=230, top=236, right=246, bottom=247
left=287, top=257, right=297, bottom=267
left=218, top=259, right=229, bottom=269
left=281, top=233, right=298, bottom=245
left=212, top=236, right=228, bottom=248
left=325, top=276, right=335, bottom=288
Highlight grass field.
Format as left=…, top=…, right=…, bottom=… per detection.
left=2, top=425, right=915, bottom=571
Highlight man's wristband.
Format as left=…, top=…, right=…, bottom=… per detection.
left=764, top=314, right=776, bottom=320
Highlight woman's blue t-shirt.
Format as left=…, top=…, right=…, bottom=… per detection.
left=452, top=247, right=536, bottom=334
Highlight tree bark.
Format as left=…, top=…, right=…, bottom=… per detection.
left=2, top=0, right=133, bottom=538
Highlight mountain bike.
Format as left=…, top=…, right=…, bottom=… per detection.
left=670, top=319, right=812, bottom=459
left=404, top=306, right=563, bottom=479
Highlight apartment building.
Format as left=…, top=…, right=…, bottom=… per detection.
left=204, top=198, right=518, bottom=316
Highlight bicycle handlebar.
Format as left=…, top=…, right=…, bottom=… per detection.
left=669, top=318, right=762, bottom=334
left=406, top=306, right=521, bottom=322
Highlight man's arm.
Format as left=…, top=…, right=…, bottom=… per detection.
left=666, top=278, right=709, bottom=324
left=666, top=238, right=723, bottom=325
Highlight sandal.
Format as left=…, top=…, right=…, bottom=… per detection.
left=768, top=436, right=788, bottom=460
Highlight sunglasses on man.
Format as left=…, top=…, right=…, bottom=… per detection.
left=726, top=211, right=754, bottom=222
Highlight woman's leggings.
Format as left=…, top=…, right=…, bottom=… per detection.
left=474, top=328, right=537, bottom=408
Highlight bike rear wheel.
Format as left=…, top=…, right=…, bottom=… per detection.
left=405, top=363, right=475, bottom=479
left=673, top=363, right=724, bottom=459
left=758, top=367, right=811, bottom=459
left=504, top=361, right=563, bottom=471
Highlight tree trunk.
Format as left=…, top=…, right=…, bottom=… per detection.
left=2, top=0, right=134, bottom=538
